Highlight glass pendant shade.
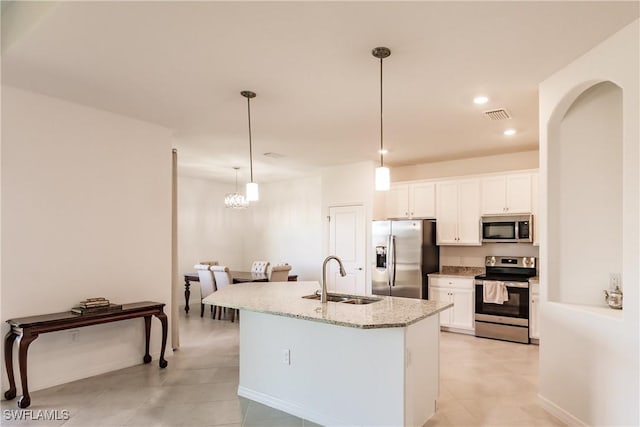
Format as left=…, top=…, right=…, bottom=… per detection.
left=225, top=167, right=248, bottom=209
left=375, top=166, right=390, bottom=191
left=246, top=182, right=259, bottom=202
left=224, top=192, right=248, bottom=209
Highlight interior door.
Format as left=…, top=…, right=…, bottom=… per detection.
left=329, top=205, right=366, bottom=295
left=390, top=220, right=423, bottom=299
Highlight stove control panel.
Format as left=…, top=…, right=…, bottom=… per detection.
left=485, top=256, right=536, bottom=269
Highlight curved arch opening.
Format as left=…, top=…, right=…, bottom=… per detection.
left=547, top=81, right=623, bottom=307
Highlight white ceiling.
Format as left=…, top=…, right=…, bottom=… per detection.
left=2, top=1, right=638, bottom=183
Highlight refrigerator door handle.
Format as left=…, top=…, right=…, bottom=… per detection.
left=386, top=234, right=392, bottom=287
left=391, top=235, right=397, bottom=287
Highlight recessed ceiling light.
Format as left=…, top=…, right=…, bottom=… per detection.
left=378, top=149, right=388, bottom=155
left=473, top=96, right=489, bottom=105
left=504, top=129, right=517, bottom=136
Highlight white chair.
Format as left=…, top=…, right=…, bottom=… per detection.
left=251, top=261, right=270, bottom=274
left=211, top=266, right=238, bottom=322
left=194, top=264, right=217, bottom=318
left=269, top=264, right=292, bottom=282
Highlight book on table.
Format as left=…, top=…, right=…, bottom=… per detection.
left=71, top=304, right=123, bottom=315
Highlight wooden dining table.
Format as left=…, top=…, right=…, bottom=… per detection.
left=182, top=271, right=297, bottom=313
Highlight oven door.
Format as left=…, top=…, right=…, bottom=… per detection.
left=475, top=281, right=529, bottom=323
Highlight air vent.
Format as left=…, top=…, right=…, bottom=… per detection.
left=483, top=108, right=511, bottom=120
left=263, top=152, right=285, bottom=159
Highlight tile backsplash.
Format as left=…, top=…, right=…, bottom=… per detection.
left=440, top=243, right=539, bottom=269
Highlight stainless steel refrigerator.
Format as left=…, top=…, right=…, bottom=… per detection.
left=372, top=219, right=439, bottom=299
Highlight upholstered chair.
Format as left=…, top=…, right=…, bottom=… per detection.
left=210, top=265, right=238, bottom=322
left=250, top=261, right=270, bottom=274
left=269, top=264, right=292, bottom=282
left=194, top=264, right=217, bottom=318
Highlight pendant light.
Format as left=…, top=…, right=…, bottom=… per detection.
left=241, top=90, right=259, bottom=201
left=224, top=167, right=249, bottom=209
left=372, top=47, right=391, bottom=191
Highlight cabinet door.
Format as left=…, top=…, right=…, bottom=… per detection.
left=450, top=287, right=475, bottom=331
left=457, top=179, right=481, bottom=245
left=385, top=184, right=409, bottom=219
left=531, top=172, right=539, bottom=246
left=409, top=182, right=435, bottom=218
left=430, top=286, right=451, bottom=327
left=530, top=293, right=539, bottom=339
left=435, top=181, right=459, bottom=245
left=505, top=173, right=532, bottom=213
left=481, top=176, right=507, bottom=214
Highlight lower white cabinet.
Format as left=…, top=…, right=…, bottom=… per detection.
left=429, top=276, right=475, bottom=333
left=530, top=280, right=540, bottom=340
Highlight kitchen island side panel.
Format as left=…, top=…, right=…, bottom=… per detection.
left=238, top=310, right=406, bottom=426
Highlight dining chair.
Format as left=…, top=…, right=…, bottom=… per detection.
left=194, top=264, right=217, bottom=318
left=269, top=264, right=292, bottom=282
left=250, top=261, right=270, bottom=274
left=210, top=265, right=239, bottom=322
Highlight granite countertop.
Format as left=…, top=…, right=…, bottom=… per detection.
left=428, top=266, right=485, bottom=278
left=202, top=281, right=452, bottom=329
left=529, top=277, right=539, bottom=283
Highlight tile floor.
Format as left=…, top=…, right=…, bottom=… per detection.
left=1, top=309, right=564, bottom=427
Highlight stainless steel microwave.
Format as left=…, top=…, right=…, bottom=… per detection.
left=481, top=214, right=533, bottom=243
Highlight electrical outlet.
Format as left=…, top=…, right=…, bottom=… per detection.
left=609, top=273, right=621, bottom=288
left=282, top=349, right=290, bottom=365
left=69, top=329, right=80, bottom=342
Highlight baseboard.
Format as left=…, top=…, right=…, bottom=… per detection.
left=5, top=350, right=173, bottom=396
left=238, top=385, right=347, bottom=426
left=440, top=326, right=475, bottom=336
left=538, top=394, right=588, bottom=427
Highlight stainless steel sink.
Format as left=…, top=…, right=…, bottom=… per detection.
left=341, top=297, right=381, bottom=305
left=302, top=293, right=381, bottom=305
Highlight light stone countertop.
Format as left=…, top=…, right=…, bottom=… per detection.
left=202, top=281, right=453, bottom=329
left=529, top=276, right=539, bottom=283
left=428, top=272, right=478, bottom=279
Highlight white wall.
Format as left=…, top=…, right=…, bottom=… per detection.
left=539, top=20, right=639, bottom=426
left=243, top=176, right=323, bottom=281
left=178, top=174, right=323, bottom=303
left=549, top=82, right=622, bottom=306
left=391, top=151, right=539, bottom=182
left=178, top=175, right=245, bottom=305
left=1, top=87, right=173, bottom=392
left=321, top=161, right=376, bottom=291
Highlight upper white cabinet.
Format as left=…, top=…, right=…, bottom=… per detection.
left=481, top=173, right=532, bottom=215
left=385, top=182, right=435, bottom=219
left=435, top=178, right=481, bottom=245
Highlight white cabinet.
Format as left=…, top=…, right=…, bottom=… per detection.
left=429, top=276, right=475, bottom=333
left=385, top=182, right=435, bottom=219
left=481, top=173, right=532, bottom=215
left=435, top=179, right=481, bottom=245
left=531, top=172, right=539, bottom=246
left=385, top=185, right=409, bottom=218
left=530, top=280, right=540, bottom=340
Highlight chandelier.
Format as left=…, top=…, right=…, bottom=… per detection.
left=224, top=167, right=249, bottom=209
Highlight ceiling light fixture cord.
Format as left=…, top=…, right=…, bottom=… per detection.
left=246, top=96, right=254, bottom=183
left=379, top=55, right=384, bottom=167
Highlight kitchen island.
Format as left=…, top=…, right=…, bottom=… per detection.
left=203, top=281, right=452, bottom=427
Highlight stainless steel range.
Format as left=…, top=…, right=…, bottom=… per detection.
left=475, top=256, right=536, bottom=344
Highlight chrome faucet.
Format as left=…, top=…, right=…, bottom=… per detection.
left=321, top=255, right=347, bottom=303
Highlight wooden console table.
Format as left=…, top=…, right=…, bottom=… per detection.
left=3, top=301, right=168, bottom=408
